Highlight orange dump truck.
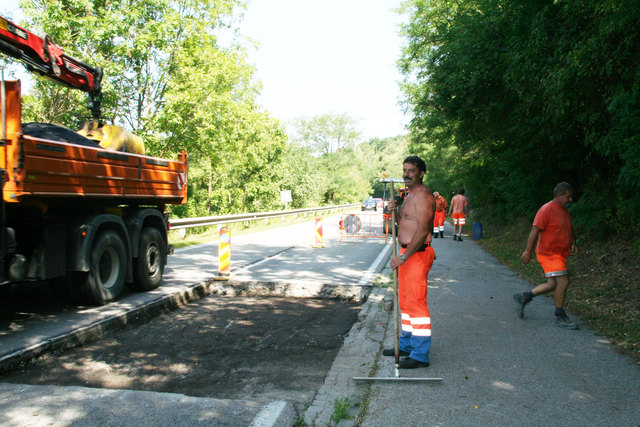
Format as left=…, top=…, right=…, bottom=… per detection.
left=0, top=80, right=187, bottom=304
left=0, top=14, right=189, bottom=304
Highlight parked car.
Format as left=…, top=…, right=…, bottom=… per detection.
left=361, top=197, right=377, bottom=211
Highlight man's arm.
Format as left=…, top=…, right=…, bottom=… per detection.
left=570, top=225, right=578, bottom=255
left=521, top=226, right=541, bottom=264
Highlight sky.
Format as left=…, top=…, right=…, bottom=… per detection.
left=235, top=0, right=409, bottom=140
left=1, top=1, right=409, bottom=140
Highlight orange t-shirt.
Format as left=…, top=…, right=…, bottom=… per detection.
left=435, top=196, right=447, bottom=212
left=533, top=201, right=572, bottom=257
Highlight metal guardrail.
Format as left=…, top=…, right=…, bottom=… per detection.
left=168, top=203, right=359, bottom=230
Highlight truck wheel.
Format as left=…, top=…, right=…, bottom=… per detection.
left=84, top=230, right=127, bottom=305
left=130, top=227, right=165, bottom=291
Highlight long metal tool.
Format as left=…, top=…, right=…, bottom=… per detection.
left=354, top=180, right=443, bottom=382
left=390, top=180, right=401, bottom=377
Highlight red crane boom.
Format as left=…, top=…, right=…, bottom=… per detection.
left=0, top=15, right=102, bottom=120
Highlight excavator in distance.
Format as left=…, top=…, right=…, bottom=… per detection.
left=0, top=15, right=188, bottom=305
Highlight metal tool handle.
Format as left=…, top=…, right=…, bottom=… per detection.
left=390, top=182, right=401, bottom=375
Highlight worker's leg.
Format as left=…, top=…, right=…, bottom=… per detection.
left=552, top=275, right=570, bottom=309
left=531, top=276, right=558, bottom=297
left=398, top=249, right=434, bottom=362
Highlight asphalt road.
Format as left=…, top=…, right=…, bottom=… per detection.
left=0, top=211, right=389, bottom=426
left=3, top=216, right=639, bottom=426
left=0, top=212, right=387, bottom=366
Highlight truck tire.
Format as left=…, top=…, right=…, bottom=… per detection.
left=130, top=227, right=166, bottom=291
left=83, top=230, right=127, bottom=305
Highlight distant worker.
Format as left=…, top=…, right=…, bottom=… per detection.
left=432, top=192, right=447, bottom=239
left=448, top=189, right=468, bottom=241
left=513, top=182, right=579, bottom=329
left=385, top=156, right=435, bottom=369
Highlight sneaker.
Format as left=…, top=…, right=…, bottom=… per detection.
left=513, top=293, right=529, bottom=318
left=554, top=314, right=579, bottom=330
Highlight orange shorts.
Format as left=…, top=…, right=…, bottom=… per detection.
left=452, top=212, right=466, bottom=225
left=536, top=253, right=568, bottom=277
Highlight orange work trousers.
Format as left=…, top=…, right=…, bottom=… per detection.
left=397, top=246, right=435, bottom=363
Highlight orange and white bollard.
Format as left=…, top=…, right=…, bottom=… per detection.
left=313, top=217, right=324, bottom=248
left=216, top=227, right=231, bottom=280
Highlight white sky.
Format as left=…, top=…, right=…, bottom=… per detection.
left=236, top=0, right=409, bottom=140
left=1, top=1, right=409, bottom=140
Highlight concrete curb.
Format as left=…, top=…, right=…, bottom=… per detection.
left=303, top=255, right=394, bottom=426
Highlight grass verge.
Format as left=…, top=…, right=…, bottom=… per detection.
left=475, top=218, right=640, bottom=364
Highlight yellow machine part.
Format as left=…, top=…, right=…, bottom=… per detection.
left=78, top=121, right=146, bottom=155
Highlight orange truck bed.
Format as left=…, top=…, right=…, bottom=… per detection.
left=1, top=80, right=187, bottom=205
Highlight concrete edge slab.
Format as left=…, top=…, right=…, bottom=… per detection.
left=0, top=382, right=297, bottom=427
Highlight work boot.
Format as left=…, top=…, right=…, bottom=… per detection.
left=398, top=357, right=430, bottom=369
left=513, top=293, right=530, bottom=318
left=433, top=232, right=439, bottom=238
left=458, top=235, right=463, bottom=242
left=382, top=348, right=410, bottom=357
left=553, top=314, right=579, bottom=330
left=453, top=234, right=457, bottom=241
left=439, top=231, right=444, bottom=239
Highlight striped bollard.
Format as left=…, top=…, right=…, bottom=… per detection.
left=216, top=227, right=231, bottom=280
left=313, top=217, right=324, bottom=248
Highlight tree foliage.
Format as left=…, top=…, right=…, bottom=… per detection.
left=289, top=114, right=408, bottom=204
left=291, top=113, right=362, bottom=156
left=399, top=0, right=640, bottom=233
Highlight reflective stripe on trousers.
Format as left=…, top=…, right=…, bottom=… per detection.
left=398, top=246, right=435, bottom=363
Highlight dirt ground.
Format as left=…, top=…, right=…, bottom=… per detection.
left=0, top=293, right=361, bottom=412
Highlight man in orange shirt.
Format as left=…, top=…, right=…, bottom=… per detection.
left=513, top=182, right=579, bottom=329
left=448, top=189, right=468, bottom=241
left=432, top=192, right=447, bottom=239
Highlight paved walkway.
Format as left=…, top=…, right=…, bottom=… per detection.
left=305, top=228, right=640, bottom=426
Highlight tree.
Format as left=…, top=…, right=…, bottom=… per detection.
left=398, top=0, right=640, bottom=232
left=291, top=113, right=362, bottom=156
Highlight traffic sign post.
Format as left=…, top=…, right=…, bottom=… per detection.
left=313, top=217, right=324, bottom=248
left=216, top=227, right=231, bottom=280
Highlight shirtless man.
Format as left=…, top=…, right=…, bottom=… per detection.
left=448, top=189, right=469, bottom=241
left=384, top=156, right=436, bottom=369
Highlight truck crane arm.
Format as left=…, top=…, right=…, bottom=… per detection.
left=0, top=15, right=103, bottom=121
